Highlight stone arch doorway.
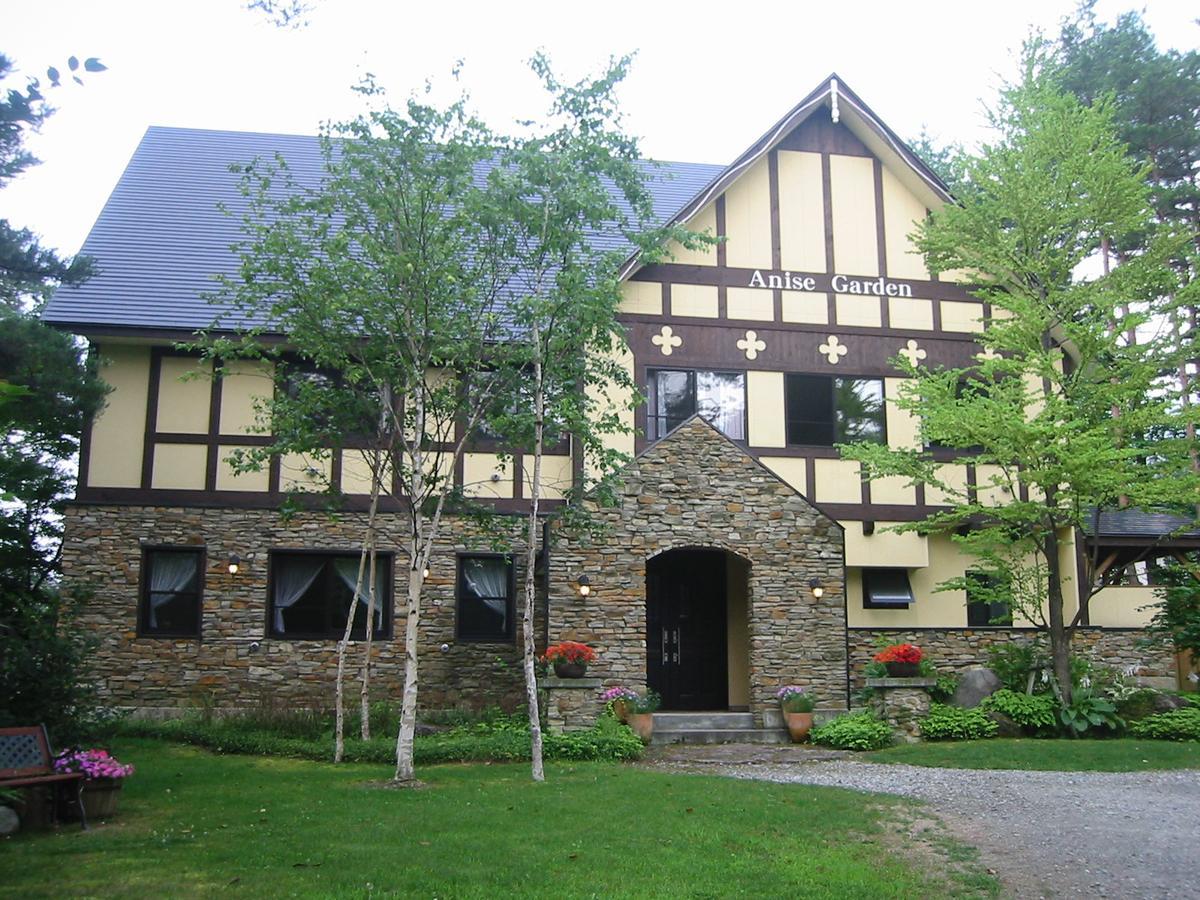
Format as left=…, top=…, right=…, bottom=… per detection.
left=646, top=547, right=750, bottom=711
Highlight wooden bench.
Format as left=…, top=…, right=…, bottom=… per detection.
left=0, top=726, right=88, bottom=830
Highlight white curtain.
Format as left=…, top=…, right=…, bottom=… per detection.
left=273, top=557, right=324, bottom=633
left=333, top=557, right=383, bottom=630
left=148, top=553, right=198, bottom=628
left=463, top=559, right=508, bottom=624
left=697, top=372, right=745, bottom=440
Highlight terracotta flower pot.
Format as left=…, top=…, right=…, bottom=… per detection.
left=553, top=661, right=587, bottom=678
left=626, top=712, right=655, bottom=743
left=884, top=662, right=920, bottom=677
left=784, top=711, right=814, bottom=742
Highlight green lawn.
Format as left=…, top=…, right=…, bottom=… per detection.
left=869, top=738, right=1200, bottom=771
left=1, top=739, right=996, bottom=898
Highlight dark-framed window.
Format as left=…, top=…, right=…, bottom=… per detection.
left=457, top=554, right=515, bottom=642
left=139, top=546, right=205, bottom=637
left=966, top=571, right=1013, bottom=626
left=647, top=369, right=746, bottom=441
left=276, top=358, right=380, bottom=439
left=268, top=550, right=392, bottom=640
left=785, top=374, right=885, bottom=446
left=1095, top=551, right=1178, bottom=588
left=863, top=568, right=914, bottom=609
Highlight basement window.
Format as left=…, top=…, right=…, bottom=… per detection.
left=862, top=568, right=914, bottom=609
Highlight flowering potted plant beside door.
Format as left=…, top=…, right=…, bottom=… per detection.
left=777, top=685, right=816, bottom=742
left=624, top=689, right=662, bottom=743
left=874, top=643, right=923, bottom=678
left=542, top=641, right=597, bottom=678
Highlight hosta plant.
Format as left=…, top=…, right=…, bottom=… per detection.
left=1059, top=688, right=1123, bottom=737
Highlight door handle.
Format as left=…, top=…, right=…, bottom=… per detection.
left=673, top=627, right=680, bottom=664
left=661, top=629, right=668, bottom=663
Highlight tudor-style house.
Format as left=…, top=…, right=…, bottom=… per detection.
left=45, top=75, right=1194, bottom=733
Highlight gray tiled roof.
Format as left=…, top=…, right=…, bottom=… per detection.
left=42, top=126, right=724, bottom=333
left=1084, top=508, right=1200, bottom=540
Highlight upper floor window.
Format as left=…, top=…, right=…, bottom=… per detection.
left=785, top=374, right=885, bottom=446
left=140, top=546, right=204, bottom=637
left=647, top=369, right=745, bottom=441
left=269, top=551, right=391, bottom=640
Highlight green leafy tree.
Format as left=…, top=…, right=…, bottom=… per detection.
left=483, top=53, right=714, bottom=781
left=205, top=76, right=526, bottom=781
left=0, top=52, right=108, bottom=741
left=1145, top=559, right=1200, bottom=683
left=843, top=46, right=1199, bottom=704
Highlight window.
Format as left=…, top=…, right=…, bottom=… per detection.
left=785, top=375, right=885, bottom=446
left=140, top=547, right=204, bottom=637
left=269, top=551, right=391, bottom=639
left=1096, top=552, right=1177, bottom=588
left=966, top=572, right=1012, bottom=626
left=647, top=369, right=745, bottom=441
left=457, top=555, right=514, bottom=641
left=863, top=568, right=914, bottom=609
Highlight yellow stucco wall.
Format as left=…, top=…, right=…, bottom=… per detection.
left=726, top=287, right=774, bottom=321
left=666, top=202, right=718, bottom=266
left=759, top=456, right=807, bottom=496
left=522, top=453, right=574, bottom=502
left=888, top=296, right=934, bottom=331
left=156, top=356, right=211, bottom=434
left=280, top=451, right=332, bottom=493
left=670, top=283, right=719, bottom=318
left=848, top=532, right=973, bottom=627
left=746, top=371, right=785, bottom=448
left=723, top=159, right=773, bottom=269
left=940, top=300, right=983, bottom=333
left=845, top=522, right=928, bottom=568
left=619, top=280, right=663, bottom=316
left=215, top=445, right=270, bottom=492
left=218, top=360, right=273, bottom=435
left=462, top=452, right=513, bottom=499
left=884, top=378, right=920, bottom=450
left=835, top=294, right=881, bottom=328
left=881, top=165, right=929, bottom=280
left=780, top=291, right=828, bottom=324
left=151, top=443, right=207, bottom=490
left=829, top=154, right=878, bottom=276
left=814, top=458, right=862, bottom=504
left=88, top=344, right=150, bottom=488
left=777, top=149, right=825, bottom=272
left=1089, top=586, right=1158, bottom=628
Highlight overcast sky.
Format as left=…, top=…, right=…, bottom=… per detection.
left=6, top=0, right=1199, bottom=259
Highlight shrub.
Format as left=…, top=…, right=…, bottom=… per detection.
left=920, top=704, right=998, bottom=741
left=986, top=639, right=1044, bottom=693
left=1113, top=689, right=1162, bottom=723
left=1127, top=708, right=1200, bottom=742
left=979, top=689, right=1059, bottom=734
left=121, top=713, right=644, bottom=763
left=1059, top=689, right=1122, bottom=737
left=811, top=712, right=893, bottom=751
left=929, top=673, right=958, bottom=703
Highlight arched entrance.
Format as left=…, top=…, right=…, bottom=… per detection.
left=646, top=548, right=748, bottom=710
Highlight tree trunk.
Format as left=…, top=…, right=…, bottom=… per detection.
left=359, top=543, right=378, bottom=740
left=334, top=469, right=381, bottom=763
left=522, top=327, right=546, bottom=782
left=1044, top=519, right=1074, bottom=705
left=394, top=559, right=423, bottom=782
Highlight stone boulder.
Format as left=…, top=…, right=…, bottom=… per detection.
left=950, top=667, right=1001, bottom=708
left=986, top=710, right=1023, bottom=738
left=1152, top=692, right=1191, bottom=713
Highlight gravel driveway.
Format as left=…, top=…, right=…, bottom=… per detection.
left=729, top=760, right=1198, bottom=899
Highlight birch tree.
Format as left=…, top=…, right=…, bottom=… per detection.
left=204, top=78, right=519, bottom=781
left=486, top=54, right=717, bottom=780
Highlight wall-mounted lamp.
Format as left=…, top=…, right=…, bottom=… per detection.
left=576, top=574, right=591, bottom=598
left=809, top=578, right=824, bottom=600
left=228, top=553, right=241, bottom=576
left=422, top=566, right=430, bottom=579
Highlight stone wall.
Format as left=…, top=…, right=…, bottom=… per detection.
left=61, top=504, right=544, bottom=713
left=848, top=627, right=1178, bottom=693
left=549, top=417, right=846, bottom=726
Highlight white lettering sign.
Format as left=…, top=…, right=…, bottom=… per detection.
left=747, top=269, right=912, bottom=298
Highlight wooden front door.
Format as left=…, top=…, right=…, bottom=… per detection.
left=646, top=550, right=729, bottom=710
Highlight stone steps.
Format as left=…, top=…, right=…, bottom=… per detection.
left=649, top=709, right=852, bottom=745
left=650, top=711, right=785, bottom=745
